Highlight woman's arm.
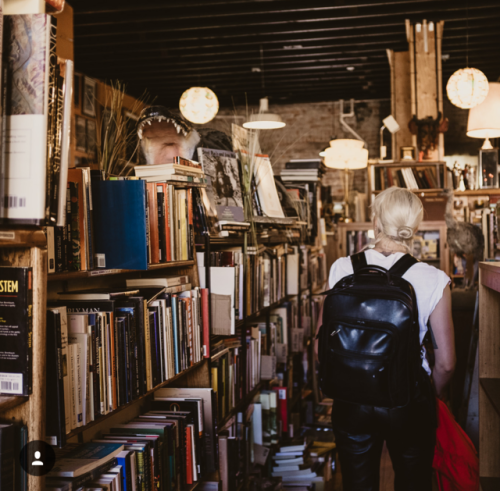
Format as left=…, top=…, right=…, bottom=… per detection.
left=429, top=285, right=456, bottom=398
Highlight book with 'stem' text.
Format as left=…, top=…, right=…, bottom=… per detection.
left=0, top=267, right=33, bottom=396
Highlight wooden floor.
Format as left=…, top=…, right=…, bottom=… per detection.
left=331, top=444, right=439, bottom=490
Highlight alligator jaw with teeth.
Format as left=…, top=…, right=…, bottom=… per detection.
left=137, top=105, right=193, bottom=140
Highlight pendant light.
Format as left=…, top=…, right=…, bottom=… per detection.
left=179, top=87, right=219, bottom=124
left=243, top=97, right=286, bottom=130
left=467, top=82, right=500, bottom=149
left=446, top=0, right=489, bottom=109
left=446, top=68, right=489, bottom=109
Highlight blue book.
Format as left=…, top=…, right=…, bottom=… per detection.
left=91, top=180, right=148, bottom=270
left=171, top=297, right=180, bottom=374
left=116, top=451, right=132, bottom=491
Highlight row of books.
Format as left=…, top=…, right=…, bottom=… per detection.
left=0, top=423, right=28, bottom=491
left=374, top=165, right=444, bottom=191
left=45, top=169, right=199, bottom=273
left=45, top=279, right=210, bottom=447
left=197, top=245, right=299, bottom=336
left=46, top=387, right=218, bottom=491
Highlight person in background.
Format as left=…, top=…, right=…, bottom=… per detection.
left=315, top=186, right=456, bottom=491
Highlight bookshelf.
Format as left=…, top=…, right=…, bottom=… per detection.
left=334, top=221, right=450, bottom=275
left=367, top=160, right=449, bottom=198
left=0, top=229, right=47, bottom=491
left=478, top=262, right=500, bottom=487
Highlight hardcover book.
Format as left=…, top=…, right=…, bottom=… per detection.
left=0, top=267, right=33, bottom=396
left=1, top=14, right=54, bottom=224
left=197, top=148, right=245, bottom=222
left=91, top=180, right=148, bottom=270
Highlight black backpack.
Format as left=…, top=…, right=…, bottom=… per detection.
left=318, top=252, right=423, bottom=408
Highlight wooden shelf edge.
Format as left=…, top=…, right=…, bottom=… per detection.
left=480, top=476, right=500, bottom=491
left=0, top=228, right=46, bottom=248
left=0, top=395, right=28, bottom=412
left=65, top=359, right=207, bottom=440
left=480, top=378, right=500, bottom=415
left=48, top=260, right=195, bottom=281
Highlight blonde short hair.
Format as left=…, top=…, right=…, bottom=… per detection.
left=372, top=186, right=423, bottom=252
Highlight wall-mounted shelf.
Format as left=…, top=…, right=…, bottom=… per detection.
left=48, top=260, right=195, bottom=281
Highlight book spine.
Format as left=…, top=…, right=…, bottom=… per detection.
left=157, top=185, right=166, bottom=263
left=144, top=304, right=152, bottom=391
left=200, top=289, right=210, bottom=359
left=164, top=184, right=172, bottom=262
left=45, top=16, right=58, bottom=223
left=171, top=296, right=180, bottom=374
left=91, top=319, right=100, bottom=420
left=187, top=188, right=194, bottom=260
left=69, top=181, right=81, bottom=271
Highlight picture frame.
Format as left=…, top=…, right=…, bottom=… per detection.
left=82, top=76, right=96, bottom=117
left=479, top=149, right=499, bottom=189
left=75, top=115, right=87, bottom=153
left=74, top=72, right=82, bottom=111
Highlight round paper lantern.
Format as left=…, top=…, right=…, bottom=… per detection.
left=179, top=87, right=219, bottom=124
left=446, top=68, right=489, bottom=109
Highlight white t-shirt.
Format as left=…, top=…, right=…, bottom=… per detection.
left=328, top=249, right=450, bottom=375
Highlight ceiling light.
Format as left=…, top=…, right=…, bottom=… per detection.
left=467, top=82, right=500, bottom=149
left=243, top=97, right=286, bottom=130
left=347, top=66, right=355, bottom=71
left=319, top=148, right=327, bottom=158
left=447, top=68, right=489, bottom=109
left=179, top=86, right=219, bottom=124
left=324, top=139, right=368, bottom=170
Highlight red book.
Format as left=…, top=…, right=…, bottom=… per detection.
left=67, top=168, right=87, bottom=270
left=185, top=425, right=193, bottom=484
left=200, top=288, right=210, bottom=358
left=272, top=386, right=288, bottom=432
left=146, top=182, right=159, bottom=264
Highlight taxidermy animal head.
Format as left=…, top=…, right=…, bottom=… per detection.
left=137, top=105, right=201, bottom=165
left=408, top=113, right=449, bottom=159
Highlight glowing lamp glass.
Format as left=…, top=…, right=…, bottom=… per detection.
left=179, top=87, right=219, bottom=124
left=324, top=139, right=369, bottom=170
left=446, top=68, right=489, bottom=109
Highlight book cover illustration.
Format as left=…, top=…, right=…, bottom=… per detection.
left=0, top=267, right=33, bottom=396
left=2, top=14, right=52, bottom=223
left=197, top=148, right=244, bottom=222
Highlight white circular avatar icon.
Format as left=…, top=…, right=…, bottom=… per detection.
left=32, top=451, right=43, bottom=466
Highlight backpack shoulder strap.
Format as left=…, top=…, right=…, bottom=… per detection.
left=350, top=252, right=367, bottom=273
left=388, top=253, right=418, bottom=277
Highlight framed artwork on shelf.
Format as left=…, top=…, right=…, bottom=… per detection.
left=75, top=115, right=87, bottom=153
left=479, top=149, right=499, bottom=189
left=74, top=72, right=82, bottom=111
left=82, top=76, right=97, bottom=117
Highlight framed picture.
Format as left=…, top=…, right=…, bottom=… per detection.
left=75, top=116, right=87, bottom=153
left=86, top=119, right=97, bottom=156
left=82, top=76, right=96, bottom=117
left=74, top=73, right=82, bottom=110
left=479, top=149, right=499, bottom=189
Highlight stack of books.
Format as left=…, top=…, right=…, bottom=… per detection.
left=134, top=157, right=207, bottom=185
left=45, top=279, right=210, bottom=448
left=280, top=159, right=325, bottom=183
left=271, top=441, right=323, bottom=487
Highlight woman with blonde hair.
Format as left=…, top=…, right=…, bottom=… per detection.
left=317, top=187, right=456, bottom=490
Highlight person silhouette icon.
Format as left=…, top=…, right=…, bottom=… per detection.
left=32, top=451, right=43, bottom=466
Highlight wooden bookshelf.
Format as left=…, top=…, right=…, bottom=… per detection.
left=218, top=382, right=264, bottom=432
left=478, top=263, right=500, bottom=484
left=48, top=260, right=195, bottom=281
left=0, top=229, right=47, bottom=491
left=65, top=359, right=208, bottom=441
left=235, top=294, right=295, bottom=329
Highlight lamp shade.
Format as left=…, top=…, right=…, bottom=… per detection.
left=467, top=82, right=500, bottom=139
left=243, top=97, right=286, bottom=130
left=179, top=87, right=219, bottom=124
left=446, top=68, right=489, bottom=109
left=324, top=139, right=368, bottom=170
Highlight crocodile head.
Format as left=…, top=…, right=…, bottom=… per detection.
left=137, top=105, right=200, bottom=164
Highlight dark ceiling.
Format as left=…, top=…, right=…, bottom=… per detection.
left=70, top=0, right=500, bottom=108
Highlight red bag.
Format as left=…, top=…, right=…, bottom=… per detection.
left=433, top=398, right=479, bottom=491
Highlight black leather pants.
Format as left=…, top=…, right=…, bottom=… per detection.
left=332, top=377, right=436, bottom=491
